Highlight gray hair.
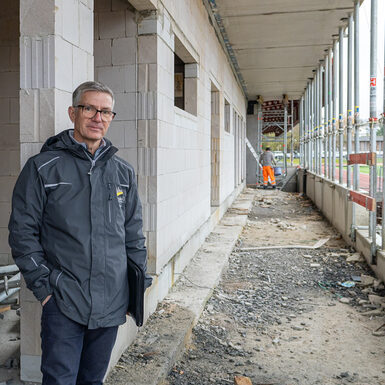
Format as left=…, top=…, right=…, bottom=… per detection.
left=72, top=81, right=115, bottom=108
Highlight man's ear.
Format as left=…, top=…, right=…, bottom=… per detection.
left=68, top=106, right=75, bottom=123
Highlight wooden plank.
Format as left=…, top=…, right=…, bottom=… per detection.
left=234, top=376, right=253, bottom=385
left=348, top=152, right=376, bottom=165
left=349, top=191, right=376, bottom=211
left=0, top=305, right=11, bottom=313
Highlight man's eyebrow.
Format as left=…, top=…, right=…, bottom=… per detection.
left=83, top=103, right=113, bottom=111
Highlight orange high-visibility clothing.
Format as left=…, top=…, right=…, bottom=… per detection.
left=262, top=166, right=276, bottom=186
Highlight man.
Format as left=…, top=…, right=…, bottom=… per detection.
left=259, top=147, right=277, bottom=189
left=8, top=81, right=151, bottom=385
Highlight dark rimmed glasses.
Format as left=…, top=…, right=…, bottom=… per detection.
left=75, top=105, right=117, bottom=122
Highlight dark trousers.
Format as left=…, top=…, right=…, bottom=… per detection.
left=41, top=296, right=118, bottom=385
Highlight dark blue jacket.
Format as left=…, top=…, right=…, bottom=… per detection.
left=8, top=130, right=151, bottom=329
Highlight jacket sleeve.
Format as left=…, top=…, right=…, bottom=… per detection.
left=125, top=169, right=152, bottom=289
left=8, top=158, right=52, bottom=302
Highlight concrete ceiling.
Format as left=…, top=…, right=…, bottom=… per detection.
left=210, top=0, right=358, bottom=101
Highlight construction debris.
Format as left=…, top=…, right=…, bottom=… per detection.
left=234, top=376, right=253, bottom=385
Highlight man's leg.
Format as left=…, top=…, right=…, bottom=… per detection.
left=262, top=166, right=268, bottom=189
left=76, top=325, right=118, bottom=385
left=41, top=297, right=85, bottom=385
left=268, top=167, right=276, bottom=188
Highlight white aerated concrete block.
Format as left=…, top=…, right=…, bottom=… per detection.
left=54, top=89, right=72, bottom=134
left=106, top=121, right=126, bottom=148
left=62, top=0, right=80, bottom=46
left=54, top=37, right=73, bottom=93
left=111, top=37, right=136, bottom=65
left=125, top=9, right=137, bottom=37
left=20, top=89, right=38, bottom=142
left=72, top=47, right=89, bottom=91
left=99, top=11, right=126, bottom=39
left=79, top=2, right=93, bottom=53
left=138, top=18, right=159, bottom=36
left=138, top=35, right=157, bottom=64
left=39, top=88, right=55, bottom=141
left=20, top=355, right=42, bottom=383
left=122, top=120, right=137, bottom=148
left=94, top=39, right=112, bottom=67
left=10, top=98, right=19, bottom=124
left=20, top=0, right=54, bottom=35
left=185, top=63, right=199, bottom=78
left=114, top=92, right=136, bottom=121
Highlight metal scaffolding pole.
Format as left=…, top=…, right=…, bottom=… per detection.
left=332, top=38, right=338, bottom=181
left=339, top=26, right=344, bottom=184
left=310, top=80, right=313, bottom=171
left=314, top=73, right=317, bottom=173
left=319, top=63, right=324, bottom=176
left=283, top=103, right=287, bottom=177
left=306, top=83, right=310, bottom=169
left=291, top=99, right=294, bottom=166
left=324, top=54, right=329, bottom=179
left=353, top=0, right=360, bottom=191
left=328, top=47, right=333, bottom=180
left=382, top=2, right=385, bottom=250
left=369, top=0, right=378, bottom=262
left=299, top=96, right=303, bottom=167
left=311, top=77, right=316, bottom=172
left=347, top=14, right=353, bottom=188
left=352, top=0, right=360, bottom=241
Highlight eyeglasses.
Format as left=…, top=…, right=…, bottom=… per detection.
left=75, top=105, right=117, bottom=122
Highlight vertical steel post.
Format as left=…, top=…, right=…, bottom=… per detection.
left=347, top=14, right=353, bottom=188
left=339, top=26, right=344, bottom=184
left=291, top=99, right=294, bottom=166
left=382, top=4, right=385, bottom=250
left=314, top=71, right=318, bottom=173
left=320, top=63, right=324, bottom=176
left=300, top=96, right=303, bottom=167
left=353, top=0, right=360, bottom=191
left=317, top=67, right=320, bottom=174
left=324, top=55, right=329, bottom=179
left=332, top=39, right=338, bottom=181
left=369, top=0, right=378, bottom=262
left=283, top=103, right=287, bottom=177
left=352, top=0, right=360, bottom=241
left=328, top=47, right=333, bottom=180
left=309, top=82, right=312, bottom=171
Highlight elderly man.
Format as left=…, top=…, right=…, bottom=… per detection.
left=8, top=81, right=151, bottom=385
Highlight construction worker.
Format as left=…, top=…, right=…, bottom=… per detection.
left=259, top=147, right=276, bottom=189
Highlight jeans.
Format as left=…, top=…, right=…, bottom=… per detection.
left=40, top=296, right=118, bottom=385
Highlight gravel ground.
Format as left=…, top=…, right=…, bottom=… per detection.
left=165, top=190, right=385, bottom=385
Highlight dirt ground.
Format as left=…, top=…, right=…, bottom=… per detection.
left=165, top=189, right=385, bottom=385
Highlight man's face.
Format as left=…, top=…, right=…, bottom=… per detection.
left=68, top=91, right=114, bottom=143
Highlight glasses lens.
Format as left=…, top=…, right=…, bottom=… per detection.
left=82, top=106, right=97, bottom=118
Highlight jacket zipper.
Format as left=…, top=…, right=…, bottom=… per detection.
left=82, top=146, right=111, bottom=175
left=108, top=183, right=112, bottom=223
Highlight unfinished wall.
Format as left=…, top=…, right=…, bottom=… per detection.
left=94, top=0, right=138, bottom=170
left=0, top=2, right=19, bottom=266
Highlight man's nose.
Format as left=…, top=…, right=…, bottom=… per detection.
left=92, top=111, right=103, bottom=122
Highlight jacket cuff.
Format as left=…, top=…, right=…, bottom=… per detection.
left=33, top=285, right=53, bottom=303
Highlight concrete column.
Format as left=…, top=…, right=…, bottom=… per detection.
left=19, top=0, right=94, bottom=381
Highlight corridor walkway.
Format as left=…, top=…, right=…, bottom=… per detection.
left=165, top=189, right=385, bottom=385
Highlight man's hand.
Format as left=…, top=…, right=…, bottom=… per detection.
left=42, top=295, right=52, bottom=306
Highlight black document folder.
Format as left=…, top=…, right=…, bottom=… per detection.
left=127, top=257, right=145, bottom=327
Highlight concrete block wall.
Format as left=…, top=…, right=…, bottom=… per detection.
left=19, top=0, right=94, bottom=381
left=94, top=0, right=138, bottom=170
left=0, top=2, right=19, bottom=266
left=302, top=171, right=385, bottom=284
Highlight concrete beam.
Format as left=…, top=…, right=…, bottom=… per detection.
left=127, top=0, right=157, bottom=11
